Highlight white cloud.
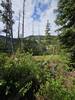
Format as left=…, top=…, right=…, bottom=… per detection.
left=0, top=0, right=58, bottom=38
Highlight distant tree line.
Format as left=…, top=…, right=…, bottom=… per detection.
left=0, top=0, right=61, bottom=56
left=0, top=0, right=52, bottom=55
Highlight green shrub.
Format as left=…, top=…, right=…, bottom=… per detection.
left=38, top=63, right=75, bottom=100
left=0, top=52, right=75, bottom=100
left=0, top=52, right=40, bottom=100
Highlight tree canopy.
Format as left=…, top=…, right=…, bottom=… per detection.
left=56, top=0, right=75, bottom=63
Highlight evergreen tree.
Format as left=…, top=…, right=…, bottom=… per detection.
left=56, top=0, right=75, bottom=64
left=1, top=0, right=14, bottom=53
left=45, top=20, right=51, bottom=46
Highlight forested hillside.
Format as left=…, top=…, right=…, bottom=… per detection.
left=0, top=35, right=59, bottom=55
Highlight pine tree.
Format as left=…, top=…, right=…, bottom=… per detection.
left=45, top=20, right=51, bottom=46
left=56, top=0, right=75, bottom=64
left=1, top=0, right=14, bottom=53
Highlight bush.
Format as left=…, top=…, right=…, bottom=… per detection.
left=0, top=52, right=75, bottom=100
left=0, top=52, right=40, bottom=100
left=38, top=63, right=75, bottom=100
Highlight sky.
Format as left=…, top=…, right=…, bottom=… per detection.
left=0, top=0, right=58, bottom=38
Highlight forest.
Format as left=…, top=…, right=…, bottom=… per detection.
left=0, top=0, right=75, bottom=100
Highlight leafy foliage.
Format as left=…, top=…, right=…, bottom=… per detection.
left=38, top=62, right=75, bottom=100
left=0, top=52, right=75, bottom=100
left=56, top=0, right=75, bottom=64
left=23, top=38, right=46, bottom=55
left=0, top=52, right=40, bottom=100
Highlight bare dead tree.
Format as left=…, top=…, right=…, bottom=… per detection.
left=18, top=11, right=21, bottom=39
left=17, top=11, right=21, bottom=49
left=21, top=0, right=26, bottom=51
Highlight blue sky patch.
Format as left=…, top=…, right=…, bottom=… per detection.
left=31, top=0, right=52, bottom=21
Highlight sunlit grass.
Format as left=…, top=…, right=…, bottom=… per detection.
left=33, top=54, right=69, bottom=64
